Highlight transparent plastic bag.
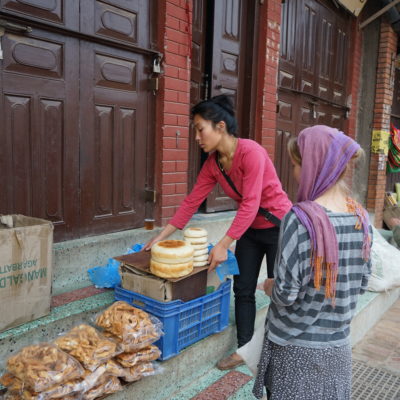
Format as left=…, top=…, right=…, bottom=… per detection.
left=116, top=345, right=161, bottom=368
left=95, top=301, right=163, bottom=349
left=82, top=375, right=122, bottom=400
left=54, top=324, right=121, bottom=371
left=104, top=359, right=162, bottom=383
left=6, top=343, right=84, bottom=393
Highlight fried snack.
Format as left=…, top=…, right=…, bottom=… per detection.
left=0, top=373, right=15, bottom=387
left=54, top=324, right=119, bottom=371
left=96, top=301, right=163, bottom=350
left=82, top=375, right=122, bottom=400
left=116, top=345, right=161, bottom=367
left=103, top=327, right=161, bottom=352
left=103, top=359, right=156, bottom=383
left=6, top=343, right=84, bottom=393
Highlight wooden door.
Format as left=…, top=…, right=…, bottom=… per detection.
left=276, top=0, right=350, bottom=201
left=205, top=0, right=251, bottom=212
left=0, top=3, right=80, bottom=240
left=0, top=0, right=155, bottom=241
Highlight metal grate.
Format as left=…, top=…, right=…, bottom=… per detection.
left=352, top=360, right=400, bottom=399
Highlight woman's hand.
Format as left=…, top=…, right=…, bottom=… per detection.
left=207, top=235, right=234, bottom=272
left=143, top=234, right=164, bottom=251
left=263, top=278, right=275, bottom=296
left=142, top=224, right=177, bottom=251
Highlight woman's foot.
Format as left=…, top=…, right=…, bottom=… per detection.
left=216, top=352, right=244, bottom=370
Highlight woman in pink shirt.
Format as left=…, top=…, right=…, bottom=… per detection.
left=145, top=95, right=292, bottom=369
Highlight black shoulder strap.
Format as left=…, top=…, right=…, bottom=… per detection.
left=215, top=154, right=281, bottom=227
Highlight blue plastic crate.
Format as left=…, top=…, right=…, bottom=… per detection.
left=114, top=279, right=231, bottom=360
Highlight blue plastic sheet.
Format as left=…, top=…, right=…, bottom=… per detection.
left=208, top=244, right=240, bottom=281
left=87, top=243, right=144, bottom=288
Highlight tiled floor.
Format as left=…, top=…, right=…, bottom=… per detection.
left=177, top=297, right=400, bottom=400
left=352, top=298, right=400, bottom=377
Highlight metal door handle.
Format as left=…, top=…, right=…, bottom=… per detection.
left=0, top=19, right=32, bottom=33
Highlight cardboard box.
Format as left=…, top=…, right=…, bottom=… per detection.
left=0, top=215, right=53, bottom=332
left=115, top=252, right=207, bottom=302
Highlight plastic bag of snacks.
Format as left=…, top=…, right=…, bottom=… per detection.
left=1, top=376, right=83, bottom=400
left=104, top=359, right=162, bottom=383
left=95, top=301, right=163, bottom=351
left=54, top=324, right=121, bottom=371
left=116, top=345, right=161, bottom=368
left=5, top=343, right=84, bottom=393
left=82, top=375, right=122, bottom=400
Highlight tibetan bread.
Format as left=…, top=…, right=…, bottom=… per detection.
left=184, top=227, right=209, bottom=267
left=150, top=240, right=194, bottom=278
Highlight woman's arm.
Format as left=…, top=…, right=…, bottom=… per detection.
left=143, top=224, right=178, bottom=251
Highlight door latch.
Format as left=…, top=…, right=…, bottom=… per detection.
left=144, top=189, right=157, bottom=203
left=0, top=19, right=32, bottom=33
left=0, top=27, right=4, bottom=60
left=153, top=57, right=161, bottom=74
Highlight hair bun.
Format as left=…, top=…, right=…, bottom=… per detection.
left=211, top=95, right=235, bottom=116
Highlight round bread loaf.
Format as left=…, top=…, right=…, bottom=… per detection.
left=183, top=227, right=208, bottom=238
left=194, top=260, right=208, bottom=267
left=150, top=240, right=194, bottom=278
left=194, top=247, right=208, bottom=257
left=185, top=236, right=208, bottom=245
left=187, top=242, right=208, bottom=250
left=193, top=253, right=208, bottom=262
left=150, top=259, right=193, bottom=278
left=151, top=240, right=194, bottom=263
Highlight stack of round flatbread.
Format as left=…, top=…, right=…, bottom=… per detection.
left=184, top=227, right=209, bottom=267
left=150, top=240, right=194, bottom=278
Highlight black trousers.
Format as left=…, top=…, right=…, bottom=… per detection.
left=233, top=226, right=280, bottom=347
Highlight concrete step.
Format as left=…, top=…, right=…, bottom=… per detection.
left=52, top=211, right=236, bottom=295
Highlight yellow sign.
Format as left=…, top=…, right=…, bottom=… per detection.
left=371, top=130, right=390, bottom=155
left=337, top=0, right=367, bottom=17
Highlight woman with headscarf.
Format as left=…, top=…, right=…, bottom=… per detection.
left=253, top=125, right=372, bottom=400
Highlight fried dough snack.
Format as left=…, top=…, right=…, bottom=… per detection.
left=116, top=345, right=161, bottom=367
left=82, top=375, right=122, bottom=400
left=54, top=324, right=119, bottom=371
left=0, top=373, right=15, bottom=387
left=6, top=343, right=84, bottom=393
left=103, top=359, right=156, bottom=382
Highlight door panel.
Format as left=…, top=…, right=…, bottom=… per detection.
left=0, top=0, right=79, bottom=30
left=206, top=0, right=248, bottom=212
left=0, top=28, right=79, bottom=240
left=276, top=0, right=350, bottom=202
left=188, top=0, right=207, bottom=193
left=79, top=42, right=148, bottom=236
left=80, top=0, right=150, bottom=48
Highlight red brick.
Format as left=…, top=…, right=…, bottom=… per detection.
left=166, top=27, right=188, bottom=45
left=163, top=148, right=187, bottom=161
left=163, top=137, right=177, bottom=149
left=162, top=161, right=176, bottom=173
left=178, top=115, right=190, bottom=126
left=164, top=101, right=189, bottom=115
left=176, top=160, right=188, bottom=171
left=165, top=39, right=180, bottom=55
left=164, top=52, right=188, bottom=69
left=163, top=113, right=178, bottom=125
left=166, top=2, right=187, bottom=21
left=176, top=182, right=187, bottom=194
left=178, top=91, right=189, bottom=103
left=164, top=76, right=190, bottom=92
left=162, top=172, right=187, bottom=183
left=161, top=206, right=176, bottom=218
left=161, top=194, right=186, bottom=207
left=165, top=15, right=180, bottom=30
left=164, top=89, right=179, bottom=101
left=162, top=183, right=176, bottom=195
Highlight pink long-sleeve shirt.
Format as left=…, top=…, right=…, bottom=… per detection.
left=169, top=139, right=292, bottom=240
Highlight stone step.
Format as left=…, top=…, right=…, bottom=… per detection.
left=52, top=211, right=236, bottom=295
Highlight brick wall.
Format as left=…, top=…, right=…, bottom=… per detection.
left=366, top=21, right=397, bottom=227
left=156, top=0, right=192, bottom=226
left=254, top=0, right=282, bottom=163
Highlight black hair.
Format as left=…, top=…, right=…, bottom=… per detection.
left=191, top=95, right=238, bottom=136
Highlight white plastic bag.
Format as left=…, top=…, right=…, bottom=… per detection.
left=368, top=227, right=400, bottom=292
left=237, top=307, right=267, bottom=376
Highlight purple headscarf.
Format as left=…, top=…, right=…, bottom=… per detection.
left=292, top=125, right=371, bottom=299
